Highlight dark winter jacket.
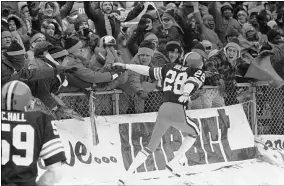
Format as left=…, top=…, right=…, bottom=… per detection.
left=84, top=2, right=144, bottom=40
left=1, top=54, right=59, bottom=84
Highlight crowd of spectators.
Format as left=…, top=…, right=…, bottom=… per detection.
left=1, top=1, right=284, bottom=121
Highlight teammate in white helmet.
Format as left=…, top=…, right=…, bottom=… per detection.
left=1, top=80, right=66, bottom=186
left=114, top=52, right=205, bottom=185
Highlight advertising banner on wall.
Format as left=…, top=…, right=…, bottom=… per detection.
left=38, top=104, right=256, bottom=184
left=254, top=135, right=284, bottom=166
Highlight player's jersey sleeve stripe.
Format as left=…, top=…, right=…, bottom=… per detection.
left=40, top=141, right=64, bottom=156
left=41, top=138, right=62, bottom=150
left=153, top=67, right=162, bottom=81
left=41, top=147, right=65, bottom=160
left=40, top=139, right=64, bottom=159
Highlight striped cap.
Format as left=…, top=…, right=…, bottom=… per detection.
left=2, top=80, right=32, bottom=111
left=5, top=41, right=25, bottom=56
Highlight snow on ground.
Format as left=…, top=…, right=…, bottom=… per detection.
left=82, top=159, right=284, bottom=185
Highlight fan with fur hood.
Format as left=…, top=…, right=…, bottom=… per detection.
left=38, top=2, right=60, bottom=17
left=7, top=14, right=24, bottom=29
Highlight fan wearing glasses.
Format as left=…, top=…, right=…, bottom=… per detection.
left=26, top=32, right=46, bottom=61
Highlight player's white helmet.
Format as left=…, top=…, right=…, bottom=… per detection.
left=183, top=52, right=204, bottom=68
left=2, top=80, right=32, bottom=111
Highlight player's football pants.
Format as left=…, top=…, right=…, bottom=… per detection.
left=146, top=102, right=200, bottom=152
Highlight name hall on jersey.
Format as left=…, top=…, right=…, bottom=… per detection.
left=1, top=111, right=26, bottom=122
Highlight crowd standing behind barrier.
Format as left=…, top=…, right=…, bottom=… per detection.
left=58, top=82, right=284, bottom=135
left=1, top=2, right=284, bottom=134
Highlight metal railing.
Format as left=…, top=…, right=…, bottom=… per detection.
left=58, top=82, right=284, bottom=135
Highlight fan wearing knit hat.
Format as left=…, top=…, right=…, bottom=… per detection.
left=161, top=9, right=183, bottom=34
left=226, top=28, right=239, bottom=43
left=144, top=32, right=159, bottom=50
left=166, top=40, right=182, bottom=63
left=203, top=14, right=215, bottom=30
left=137, top=40, right=155, bottom=66
left=242, top=23, right=258, bottom=41
left=3, top=40, right=26, bottom=71
left=29, top=32, right=46, bottom=50
left=234, top=7, right=248, bottom=26
left=26, top=32, right=46, bottom=61
left=74, top=14, right=89, bottom=34
left=224, top=38, right=241, bottom=64
left=221, top=2, right=233, bottom=19
left=93, top=35, right=121, bottom=69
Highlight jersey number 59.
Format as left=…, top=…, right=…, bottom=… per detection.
left=1, top=124, right=34, bottom=166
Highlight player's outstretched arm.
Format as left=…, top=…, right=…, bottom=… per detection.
left=36, top=161, right=65, bottom=186
left=112, top=63, right=150, bottom=76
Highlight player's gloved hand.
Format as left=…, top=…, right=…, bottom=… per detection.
left=111, top=68, right=126, bottom=80
left=178, top=93, right=191, bottom=103
left=112, top=62, right=126, bottom=69
left=136, top=90, right=149, bottom=100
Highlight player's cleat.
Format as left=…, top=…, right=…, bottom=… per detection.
left=165, top=164, right=181, bottom=177
left=166, top=152, right=187, bottom=178
left=117, top=179, right=125, bottom=186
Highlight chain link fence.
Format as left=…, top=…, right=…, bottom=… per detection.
left=256, top=85, right=284, bottom=135
left=58, top=83, right=284, bottom=135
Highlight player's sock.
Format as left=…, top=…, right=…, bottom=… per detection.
left=175, top=136, right=196, bottom=159
left=119, top=150, right=150, bottom=183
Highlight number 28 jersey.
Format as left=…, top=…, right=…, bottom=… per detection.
left=1, top=110, right=66, bottom=186
left=149, top=63, right=205, bottom=106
